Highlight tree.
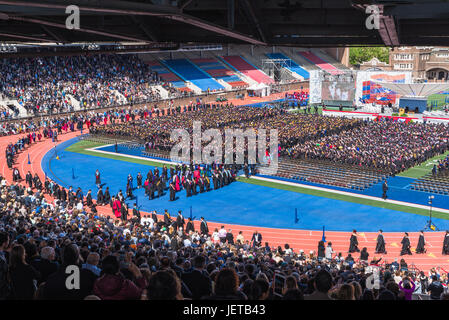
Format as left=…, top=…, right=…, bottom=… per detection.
left=349, top=47, right=390, bottom=66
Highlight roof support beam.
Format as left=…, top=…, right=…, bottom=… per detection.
left=40, top=25, right=64, bottom=43
left=131, top=16, right=158, bottom=42
left=242, top=0, right=266, bottom=43
left=0, top=0, right=265, bottom=45
left=4, top=14, right=149, bottom=42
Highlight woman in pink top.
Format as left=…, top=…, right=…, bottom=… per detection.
left=398, top=278, right=416, bottom=300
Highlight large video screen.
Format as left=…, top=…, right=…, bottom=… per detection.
left=321, top=81, right=356, bottom=102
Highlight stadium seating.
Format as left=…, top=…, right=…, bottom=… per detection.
left=190, top=58, right=249, bottom=88
left=162, top=59, right=225, bottom=92
left=298, top=51, right=341, bottom=75
left=145, top=61, right=191, bottom=92
left=266, top=53, right=310, bottom=79
left=272, top=158, right=387, bottom=190
left=410, top=171, right=449, bottom=195
left=221, top=55, right=275, bottom=84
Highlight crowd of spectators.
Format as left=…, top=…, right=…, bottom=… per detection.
left=0, top=105, right=449, bottom=301
left=0, top=55, right=167, bottom=117
left=1, top=167, right=448, bottom=300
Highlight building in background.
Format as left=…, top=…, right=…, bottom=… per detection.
left=360, top=47, right=449, bottom=81
left=359, top=47, right=449, bottom=81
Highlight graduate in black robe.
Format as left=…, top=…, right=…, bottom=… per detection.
left=186, top=179, right=192, bottom=197
left=204, top=175, right=211, bottom=192
left=169, top=181, right=176, bottom=201
left=348, top=230, right=360, bottom=253
left=382, top=180, right=388, bottom=200
left=162, top=165, right=168, bottom=181
left=218, top=171, right=224, bottom=188
left=148, top=181, right=155, bottom=200
left=176, top=211, right=185, bottom=232
left=400, top=232, right=412, bottom=255
left=416, top=231, right=426, bottom=254
left=200, top=217, right=209, bottom=236
left=61, top=188, right=67, bottom=203
left=121, top=202, right=128, bottom=221
left=157, top=177, right=164, bottom=197
left=191, top=180, right=197, bottom=195
left=163, top=210, right=171, bottom=227
left=443, top=231, right=449, bottom=255
left=375, top=229, right=386, bottom=254
left=212, top=173, right=218, bottom=190
left=126, top=181, right=133, bottom=199
left=185, top=218, right=195, bottom=234
left=132, top=203, right=141, bottom=223
left=136, top=172, right=143, bottom=189
left=97, top=187, right=104, bottom=206
left=26, top=171, right=33, bottom=189
left=104, top=187, right=111, bottom=204
left=151, top=211, right=158, bottom=225
left=86, top=190, right=93, bottom=207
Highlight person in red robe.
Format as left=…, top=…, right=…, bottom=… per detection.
left=175, top=175, right=180, bottom=191
left=112, top=198, right=122, bottom=219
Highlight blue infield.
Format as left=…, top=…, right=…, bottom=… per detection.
left=41, top=137, right=449, bottom=232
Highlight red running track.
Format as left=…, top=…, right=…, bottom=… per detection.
left=2, top=125, right=449, bottom=273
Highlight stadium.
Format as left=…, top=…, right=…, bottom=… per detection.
left=1, top=0, right=449, bottom=304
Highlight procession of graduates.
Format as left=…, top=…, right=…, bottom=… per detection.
left=129, top=161, right=236, bottom=204
left=348, top=229, right=449, bottom=258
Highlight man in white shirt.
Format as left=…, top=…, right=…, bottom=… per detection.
left=325, top=242, right=334, bottom=260
left=218, top=226, right=227, bottom=244
left=76, top=200, right=83, bottom=211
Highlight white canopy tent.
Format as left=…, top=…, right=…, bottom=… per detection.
left=247, top=83, right=270, bottom=97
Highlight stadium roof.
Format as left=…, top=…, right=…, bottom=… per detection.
left=1, top=0, right=449, bottom=49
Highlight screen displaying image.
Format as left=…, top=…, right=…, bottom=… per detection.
left=321, top=81, right=356, bottom=101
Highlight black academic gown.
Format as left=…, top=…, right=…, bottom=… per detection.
left=416, top=234, right=426, bottom=254
left=104, top=190, right=111, bottom=204
left=375, top=234, right=386, bottom=253
left=97, top=189, right=104, bottom=205
left=136, top=174, right=142, bottom=188
left=443, top=235, right=449, bottom=255
left=133, top=208, right=141, bottom=223
left=400, top=237, right=412, bottom=255
left=169, top=183, right=176, bottom=201
left=86, top=193, right=93, bottom=207
left=164, top=213, right=171, bottom=227
left=200, top=220, right=209, bottom=235
left=185, top=221, right=194, bottom=234
left=349, top=234, right=359, bottom=253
